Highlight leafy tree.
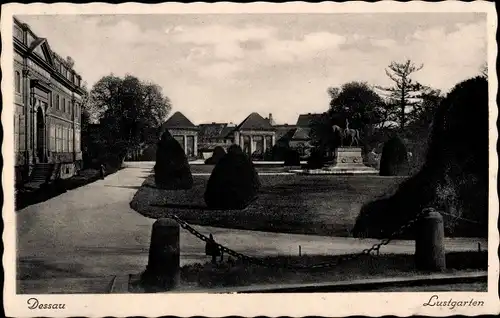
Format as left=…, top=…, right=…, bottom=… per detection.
left=89, top=74, right=172, bottom=164
left=409, top=88, right=443, bottom=126
left=309, top=112, right=338, bottom=156
left=328, top=82, right=385, bottom=129
left=326, top=81, right=386, bottom=153
left=376, top=60, right=428, bottom=132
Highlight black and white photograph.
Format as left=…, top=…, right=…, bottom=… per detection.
left=2, top=2, right=499, bottom=317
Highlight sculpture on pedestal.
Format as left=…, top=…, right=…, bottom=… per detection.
left=331, top=119, right=361, bottom=147
left=343, top=119, right=360, bottom=147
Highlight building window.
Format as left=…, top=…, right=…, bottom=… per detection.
left=67, top=100, right=71, bottom=114
left=61, top=97, right=65, bottom=112
left=50, top=125, right=56, bottom=151
left=14, top=115, right=19, bottom=151
left=56, top=126, right=62, bottom=152
left=174, top=135, right=185, bottom=151
left=15, top=71, right=21, bottom=93
left=75, top=128, right=81, bottom=152
left=14, top=25, right=23, bottom=41
left=265, top=135, right=273, bottom=151
left=69, top=128, right=74, bottom=152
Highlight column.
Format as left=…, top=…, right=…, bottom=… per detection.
left=271, top=133, right=276, bottom=147
left=183, top=135, right=188, bottom=155
left=249, top=135, right=254, bottom=155
left=194, top=134, right=198, bottom=157
left=22, top=69, right=32, bottom=165
left=233, top=131, right=240, bottom=145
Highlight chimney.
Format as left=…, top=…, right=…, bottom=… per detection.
left=268, top=113, right=274, bottom=125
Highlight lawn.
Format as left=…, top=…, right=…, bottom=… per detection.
left=130, top=170, right=406, bottom=237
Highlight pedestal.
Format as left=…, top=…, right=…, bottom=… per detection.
left=322, top=147, right=379, bottom=175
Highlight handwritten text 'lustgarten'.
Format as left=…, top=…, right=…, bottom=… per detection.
left=424, top=295, right=484, bottom=310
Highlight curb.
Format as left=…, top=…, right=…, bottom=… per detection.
left=111, top=271, right=487, bottom=294
left=108, top=274, right=131, bottom=293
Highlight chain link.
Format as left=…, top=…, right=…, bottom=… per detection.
left=171, top=207, right=430, bottom=270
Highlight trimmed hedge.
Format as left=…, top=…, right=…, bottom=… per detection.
left=307, top=149, right=324, bottom=169
left=284, top=149, right=301, bottom=166
left=154, top=130, right=193, bottom=190
left=204, top=144, right=261, bottom=210
left=353, top=76, right=488, bottom=238
left=379, top=136, right=409, bottom=176
left=205, top=146, right=226, bottom=165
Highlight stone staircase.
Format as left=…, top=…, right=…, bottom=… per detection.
left=24, top=163, right=54, bottom=190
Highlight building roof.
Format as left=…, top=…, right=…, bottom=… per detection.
left=296, top=113, right=324, bottom=127
left=237, top=112, right=275, bottom=131
left=273, top=125, right=297, bottom=145
left=161, top=111, right=197, bottom=130
left=198, top=123, right=234, bottom=140
left=291, top=127, right=311, bottom=140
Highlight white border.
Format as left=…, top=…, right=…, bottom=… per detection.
left=2, top=2, right=499, bottom=317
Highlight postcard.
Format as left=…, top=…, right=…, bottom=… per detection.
left=2, top=1, right=499, bottom=317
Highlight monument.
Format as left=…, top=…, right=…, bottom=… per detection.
left=293, top=119, right=379, bottom=175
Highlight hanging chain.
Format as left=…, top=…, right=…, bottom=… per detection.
left=171, top=207, right=430, bottom=271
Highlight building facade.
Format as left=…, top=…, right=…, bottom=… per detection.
left=14, top=18, right=85, bottom=184
left=232, top=112, right=276, bottom=158
left=160, top=111, right=199, bottom=159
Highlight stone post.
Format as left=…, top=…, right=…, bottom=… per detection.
left=142, top=218, right=180, bottom=290
left=415, top=210, right=446, bottom=271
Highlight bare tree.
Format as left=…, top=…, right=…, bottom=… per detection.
left=480, top=62, right=488, bottom=78
left=376, top=60, right=427, bottom=132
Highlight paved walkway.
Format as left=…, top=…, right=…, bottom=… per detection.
left=17, top=162, right=487, bottom=292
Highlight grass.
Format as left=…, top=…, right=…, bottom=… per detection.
left=131, top=171, right=406, bottom=237
left=129, top=251, right=487, bottom=291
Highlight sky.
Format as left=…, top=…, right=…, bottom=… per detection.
left=18, top=13, right=487, bottom=125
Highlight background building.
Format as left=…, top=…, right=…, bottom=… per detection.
left=159, top=111, right=199, bottom=159
left=14, top=17, right=86, bottom=185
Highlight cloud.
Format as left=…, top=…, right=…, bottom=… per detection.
left=197, top=62, right=244, bottom=80
left=371, top=38, right=398, bottom=48
left=262, top=31, right=346, bottom=63
left=172, top=24, right=275, bottom=45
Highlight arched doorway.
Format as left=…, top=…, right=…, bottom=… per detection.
left=36, top=107, right=46, bottom=163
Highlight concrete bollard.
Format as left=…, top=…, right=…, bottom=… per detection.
left=142, top=218, right=180, bottom=290
left=415, top=210, right=446, bottom=271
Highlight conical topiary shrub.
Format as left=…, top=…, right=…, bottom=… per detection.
left=204, top=144, right=261, bottom=209
left=154, top=130, right=193, bottom=189
left=379, top=136, right=409, bottom=176
left=307, top=149, right=324, bottom=169
left=284, top=149, right=301, bottom=166
left=204, top=146, right=226, bottom=165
